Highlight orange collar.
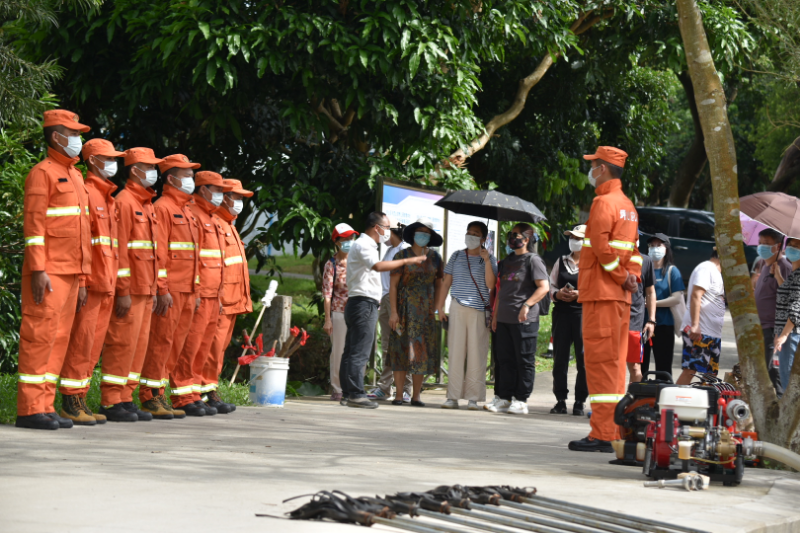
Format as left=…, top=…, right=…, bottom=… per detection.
left=215, top=206, right=236, bottom=223
left=125, top=181, right=157, bottom=205
left=47, top=147, right=79, bottom=169
left=162, top=184, right=194, bottom=206
left=596, top=179, right=622, bottom=196
left=85, top=172, right=118, bottom=198
left=192, top=194, right=218, bottom=215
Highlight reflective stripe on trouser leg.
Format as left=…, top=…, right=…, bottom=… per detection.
left=170, top=297, right=216, bottom=408
left=18, top=273, right=80, bottom=416
left=103, top=294, right=150, bottom=405
left=59, top=291, right=114, bottom=397
left=120, top=297, right=152, bottom=404
left=582, top=300, right=629, bottom=442
left=140, top=292, right=195, bottom=403
left=202, top=314, right=236, bottom=391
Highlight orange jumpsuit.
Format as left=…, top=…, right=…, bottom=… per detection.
left=169, top=195, right=225, bottom=408
left=19, top=148, right=92, bottom=416
left=102, top=181, right=159, bottom=405
left=200, top=207, right=252, bottom=392
left=578, top=179, right=642, bottom=442
left=139, top=185, right=199, bottom=403
left=59, top=173, right=118, bottom=398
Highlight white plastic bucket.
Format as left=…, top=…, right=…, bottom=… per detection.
left=248, top=356, right=290, bottom=407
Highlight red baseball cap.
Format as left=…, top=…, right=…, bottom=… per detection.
left=332, top=223, right=358, bottom=241
left=583, top=146, right=628, bottom=168
left=43, top=109, right=91, bottom=133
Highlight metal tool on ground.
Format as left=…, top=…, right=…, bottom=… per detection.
left=230, top=279, right=278, bottom=384
left=643, top=476, right=701, bottom=491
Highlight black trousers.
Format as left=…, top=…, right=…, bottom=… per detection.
left=551, top=309, right=587, bottom=403
left=763, top=327, right=783, bottom=395
left=495, top=321, right=539, bottom=402
left=642, top=325, right=675, bottom=378
left=339, top=296, right=379, bottom=400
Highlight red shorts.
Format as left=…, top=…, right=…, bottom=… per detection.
left=626, top=330, right=643, bottom=364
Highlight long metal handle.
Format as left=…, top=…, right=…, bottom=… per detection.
left=499, top=500, right=641, bottom=533
left=416, top=508, right=521, bottom=533
left=458, top=506, right=601, bottom=533
left=372, top=516, right=463, bottom=533
left=521, top=496, right=709, bottom=533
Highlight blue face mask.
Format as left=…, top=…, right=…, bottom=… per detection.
left=505, top=245, right=514, bottom=256
left=785, top=246, right=800, bottom=263
left=340, top=241, right=353, bottom=253
left=414, top=232, right=431, bottom=247
left=757, top=244, right=776, bottom=260
left=648, top=246, right=666, bottom=261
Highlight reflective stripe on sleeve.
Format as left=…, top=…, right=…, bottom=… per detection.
left=609, top=240, right=636, bottom=251
left=171, top=385, right=194, bottom=396
left=25, top=236, right=45, bottom=246
left=199, top=249, right=222, bottom=258
left=46, top=206, right=82, bottom=217
left=117, top=268, right=131, bottom=278
left=589, top=394, right=625, bottom=404
left=158, top=269, right=167, bottom=278
left=101, top=374, right=128, bottom=385
left=128, top=240, right=155, bottom=249
left=195, top=275, right=200, bottom=284
left=45, top=373, right=59, bottom=384
left=85, top=206, right=89, bottom=215
left=91, top=236, right=112, bottom=246
left=582, top=239, right=591, bottom=248
left=59, top=377, right=91, bottom=388
left=168, top=242, right=196, bottom=250
left=224, top=255, right=243, bottom=266
left=18, top=373, right=46, bottom=384
left=629, top=255, right=643, bottom=266
left=601, top=257, right=620, bottom=272
left=113, top=238, right=119, bottom=248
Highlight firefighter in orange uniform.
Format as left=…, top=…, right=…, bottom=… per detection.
left=17, top=110, right=92, bottom=430
left=57, top=139, right=125, bottom=425
left=168, top=171, right=230, bottom=416
left=569, top=146, right=642, bottom=452
left=199, top=179, right=254, bottom=413
left=101, top=148, right=163, bottom=420
left=138, top=154, right=201, bottom=417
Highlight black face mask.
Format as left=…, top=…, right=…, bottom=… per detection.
left=508, top=238, right=525, bottom=250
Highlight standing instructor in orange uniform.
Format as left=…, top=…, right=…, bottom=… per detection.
left=57, top=139, right=125, bottom=425
left=139, top=154, right=201, bottom=416
left=569, top=146, right=642, bottom=452
left=17, top=110, right=92, bottom=430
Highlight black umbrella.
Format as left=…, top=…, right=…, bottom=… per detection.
left=434, top=190, right=546, bottom=223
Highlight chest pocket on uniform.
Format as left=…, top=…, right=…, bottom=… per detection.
left=168, top=218, right=196, bottom=261
left=199, top=228, right=222, bottom=269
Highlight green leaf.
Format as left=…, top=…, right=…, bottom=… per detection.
left=359, top=49, right=368, bottom=68
left=206, top=60, right=217, bottom=86
left=198, top=22, right=210, bottom=40
left=409, top=52, right=420, bottom=79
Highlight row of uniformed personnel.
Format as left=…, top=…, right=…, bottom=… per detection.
left=16, top=109, right=253, bottom=430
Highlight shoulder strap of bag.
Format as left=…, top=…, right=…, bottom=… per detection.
left=667, top=265, right=673, bottom=294
left=463, top=249, right=489, bottom=307
left=329, top=256, right=337, bottom=288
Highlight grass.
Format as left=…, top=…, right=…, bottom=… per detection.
left=0, top=370, right=253, bottom=425
left=248, top=253, right=314, bottom=276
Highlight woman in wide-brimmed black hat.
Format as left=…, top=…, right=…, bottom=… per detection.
left=387, top=218, right=443, bottom=406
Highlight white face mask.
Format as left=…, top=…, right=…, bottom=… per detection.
left=379, top=227, right=390, bottom=244
left=587, top=166, right=598, bottom=188
left=95, top=159, right=118, bottom=179
left=207, top=191, right=224, bottom=206
left=568, top=239, right=583, bottom=253
left=57, top=132, right=82, bottom=158
left=228, top=199, right=243, bottom=215
left=465, top=235, right=482, bottom=250
left=173, top=176, right=194, bottom=195
left=137, top=167, right=158, bottom=188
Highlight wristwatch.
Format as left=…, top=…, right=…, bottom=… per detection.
left=646, top=319, right=656, bottom=325
left=522, top=303, right=530, bottom=308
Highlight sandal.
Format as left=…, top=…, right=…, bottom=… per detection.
left=411, top=400, right=425, bottom=407
left=391, top=400, right=403, bottom=406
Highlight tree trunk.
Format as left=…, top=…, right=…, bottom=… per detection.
left=668, top=71, right=707, bottom=207
left=676, top=0, right=789, bottom=447
left=767, top=135, right=800, bottom=192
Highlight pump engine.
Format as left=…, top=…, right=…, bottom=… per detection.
left=613, top=372, right=757, bottom=486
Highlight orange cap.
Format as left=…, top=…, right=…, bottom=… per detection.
left=195, top=171, right=232, bottom=190
left=158, top=153, right=200, bottom=173
left=124, top=147, right=164, bottom=166
left=82, top=138, right=125, bottom=160
left=222, top=179, right=254, bottom=198
left=43, top=109, right=91, bottom=133
left=583, top=146, right=628, bottom=168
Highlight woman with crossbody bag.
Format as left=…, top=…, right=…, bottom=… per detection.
left=643, top=234, right=685, bottom=378
left=436, top=222, right=498, bottom=410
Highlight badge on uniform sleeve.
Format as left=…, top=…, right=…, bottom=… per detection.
left=58, top=178, right=68, bottom=182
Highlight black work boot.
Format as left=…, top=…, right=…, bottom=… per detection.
left=550, top=401, right=568, bottom=414
left=573, top=402, right=585, bottom=417
left=195, top=400, right=216, bottom=416
left=180, top=401, right=206, bottom=417
left=45, top=411, right=74, bottom=428
left=99, top=403, right=138, bottom=422
left=204, top=391, right=231, bottom=414
left=121, top=401, right=153, bottom=421
left=16, top=413, right=59, bottom=430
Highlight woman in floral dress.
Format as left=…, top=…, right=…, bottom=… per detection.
left=388, top=218, right=443, bottom=407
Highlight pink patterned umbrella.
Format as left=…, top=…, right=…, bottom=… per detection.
left=740, top=212, right=771, bottom=245
left=740, top=192, right=800, bottom=240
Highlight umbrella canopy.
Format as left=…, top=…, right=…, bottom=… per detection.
left=740, top=212, right=772, bottom=246
left=740, top=192, right=800, bottom=239
left=434, top=190, right=546, bottom=223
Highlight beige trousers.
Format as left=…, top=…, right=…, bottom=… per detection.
left=329, top=311, right=347, bottom=394
left=377, top=294, right=412, bottom=395
left=446, top=300, right=490, bottom=402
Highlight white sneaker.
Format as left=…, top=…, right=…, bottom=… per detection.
left=467, top=400, right=479, bottom=410
left=483, top=396, right=499, bottom=411
left=441, top=399, right=459, bottom=409
left=508, top=398, right=529, bottom=415
left=486, top=398, right=511, bottom=413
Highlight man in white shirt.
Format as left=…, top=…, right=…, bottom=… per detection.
left=368, top=219, right=412, bottom=401
left=340, top=212, right=426, bottom=408
left=677, top=249, right=725, bottom=385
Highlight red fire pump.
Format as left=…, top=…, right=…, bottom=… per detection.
left=613, top=372, right=757, bottom=486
